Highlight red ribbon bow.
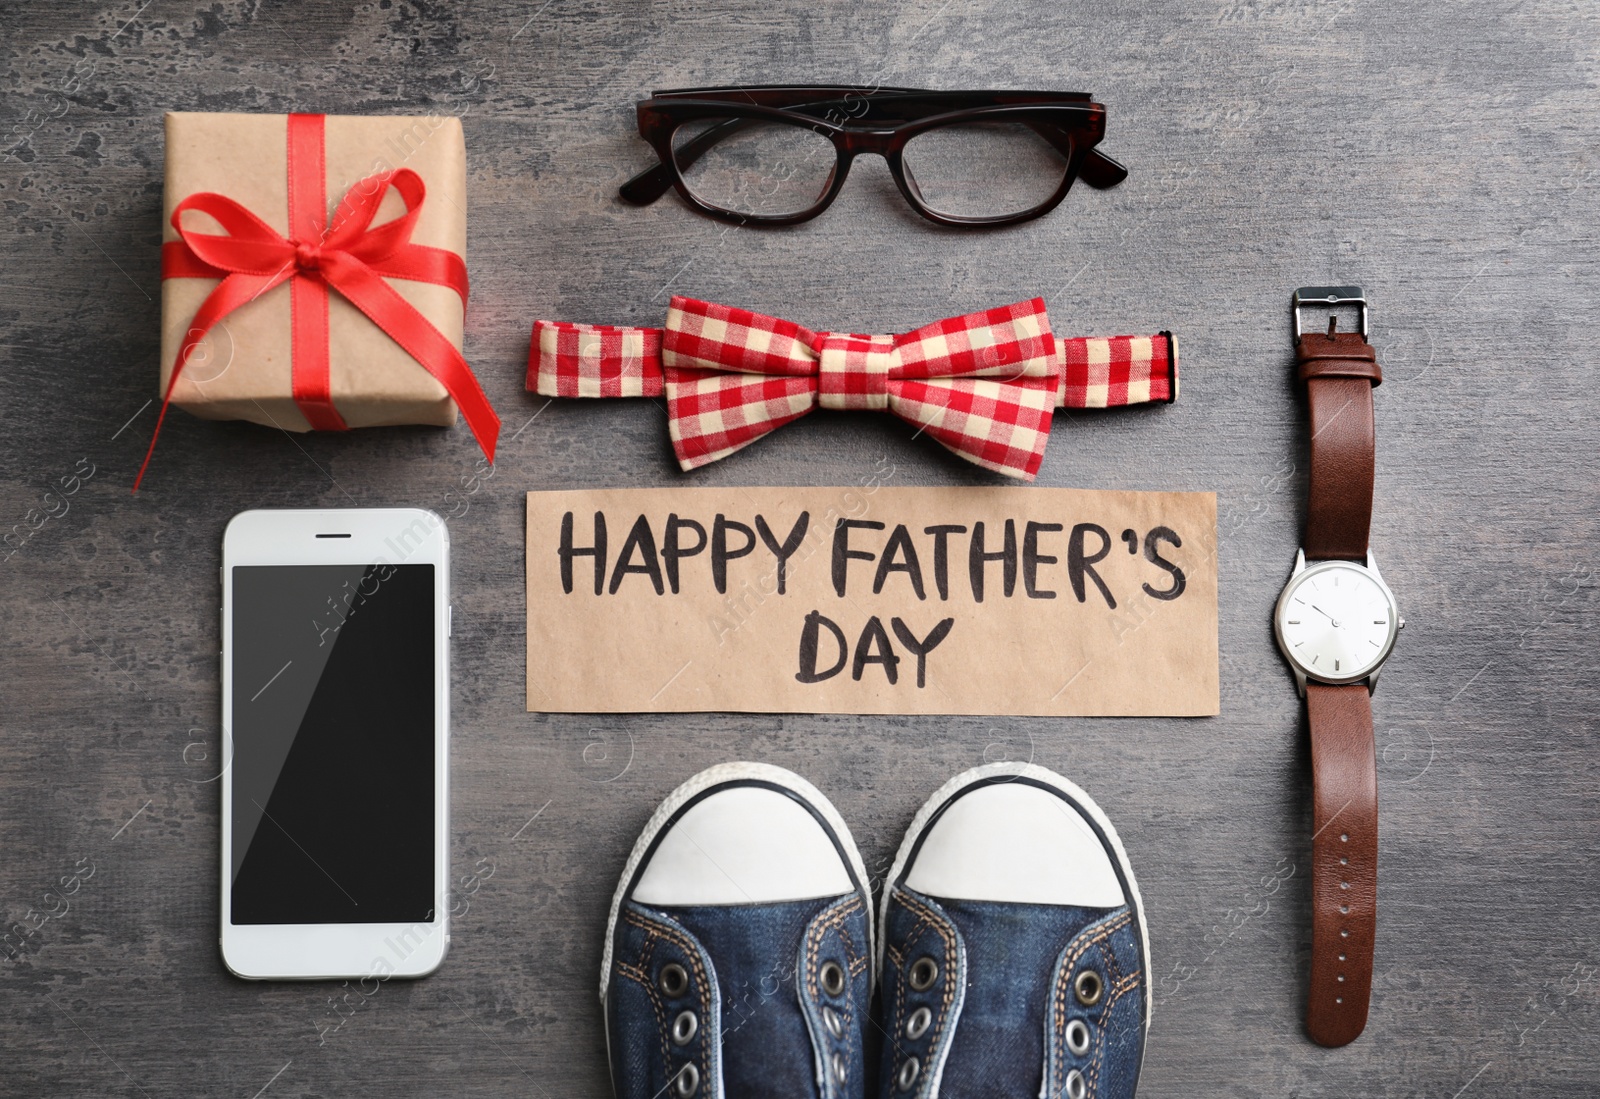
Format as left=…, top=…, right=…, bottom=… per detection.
left=529, top=297, right=1176, bottom=480
left=144, top=113, right=498, bottom=489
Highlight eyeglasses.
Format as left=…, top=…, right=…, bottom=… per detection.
left=618, top=85, right=1128, bottom=228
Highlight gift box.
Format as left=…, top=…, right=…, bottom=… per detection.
left=151, top=112, right=496, bottom=481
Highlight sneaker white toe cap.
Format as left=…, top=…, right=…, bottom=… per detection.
left=903, top=781, right=1126, bottom=907
left=632, top=786, right=855, bottom=906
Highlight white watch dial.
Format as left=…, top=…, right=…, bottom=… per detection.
left=1275, top=560, right=1398, bottom=683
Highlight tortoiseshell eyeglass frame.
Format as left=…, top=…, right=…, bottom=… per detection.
left=619, top=85, right=1128, bottom=228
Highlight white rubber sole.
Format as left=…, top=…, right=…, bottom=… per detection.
left=599, top=760, right=874, bottom=1004
left=875, top=761, right=1152, bottom=1039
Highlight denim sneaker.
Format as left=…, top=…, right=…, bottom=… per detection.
left=876, top=763, right=1150, bottom=1099
left=602, top=762, right=874, bottom=1099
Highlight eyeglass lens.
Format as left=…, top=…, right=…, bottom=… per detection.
left=900, top=121, right=1071, bottom=219
left=672, top=118, right=838, bottom=218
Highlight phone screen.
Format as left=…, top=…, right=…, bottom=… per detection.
left=230, top=563, right=435, bottom=925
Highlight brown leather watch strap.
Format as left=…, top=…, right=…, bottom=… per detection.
left=1304, top=682, right=1378, bottom=1047
left=1297, top=330, right=1381, bottom=562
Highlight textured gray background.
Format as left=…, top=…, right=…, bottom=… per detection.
left=2, top=1, right=1597, bottom=1096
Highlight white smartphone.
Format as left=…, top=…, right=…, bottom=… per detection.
left=220, top=508, right=450, bottom=980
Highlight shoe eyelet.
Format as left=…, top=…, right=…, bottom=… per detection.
left=897, top=1056, right=921, bottom=1092
left=832, top=1051, right=847, bottom=1084
left=1073, top=969, right=1103, bottom=1007
left=671, top=1009, right=698, bottom=1046
left=820, top=960, right=846, bottom=997
left=1066, top=1017, right=1092, bottom=1056
left=659, top=963, right=689, bottom=998
left=674, top=1062, right=700, bottom=1098
left=908, top=957, right=939, bottom=991
left=823, top=1005, right=843, bottom=1038
left=1065, top=1067, right=1087, bottom=1099
left=905, top=1005, right=933, bottom=1040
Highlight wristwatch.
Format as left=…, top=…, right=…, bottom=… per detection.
left=1273, top=286, right=1402, bottom=1047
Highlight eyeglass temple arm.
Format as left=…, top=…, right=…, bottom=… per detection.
left=618, top=162, right=674, bottom=206
left=619, top=117, right=758, bottom=205
left=1020, top=119, right=1128, bottom=190
left=1079, top=149, right=1128, bottom=189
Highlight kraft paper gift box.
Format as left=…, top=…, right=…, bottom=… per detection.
left=159, top=111, right=473, bottom=434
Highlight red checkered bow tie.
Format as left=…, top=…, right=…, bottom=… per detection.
left=526, top=296, right=1176, bottom=480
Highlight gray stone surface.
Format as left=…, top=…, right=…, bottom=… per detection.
left=2, top=1, right=1597, bottom=1095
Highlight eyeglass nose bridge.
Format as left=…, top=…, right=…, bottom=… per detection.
left=823, top=128, right=937, bottom=215
left=830, top=126, right=906, bottom=158
left=825, top=129, right=945, bottom=220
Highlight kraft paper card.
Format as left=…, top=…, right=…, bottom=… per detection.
left=526, top=486, right=1218, bottom=716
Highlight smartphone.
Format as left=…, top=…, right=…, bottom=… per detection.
left=220, top=508, right=450, bottom=980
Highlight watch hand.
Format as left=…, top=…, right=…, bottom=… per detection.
left=1311, top=604, right=1340, bottom=627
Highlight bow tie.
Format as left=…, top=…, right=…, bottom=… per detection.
left=526, top=296, right=1175, bottom=480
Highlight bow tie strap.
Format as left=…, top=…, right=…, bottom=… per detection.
left=530, top=321, right=667, bottom=398
left=525, top=297, right=1177, bottom=479
left=1058, top=331, right=1178, bottom=409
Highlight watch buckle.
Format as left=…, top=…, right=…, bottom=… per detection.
left=1292, top=285, right=1368, bottom=340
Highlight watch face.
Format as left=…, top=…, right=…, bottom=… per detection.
left=1275, top=560, right=1398, bottom=684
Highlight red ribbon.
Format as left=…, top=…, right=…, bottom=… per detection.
left=142, top=112, right=499, bottom=489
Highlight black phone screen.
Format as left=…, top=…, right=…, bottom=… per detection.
left=229, top=564, right=436, bottom=925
